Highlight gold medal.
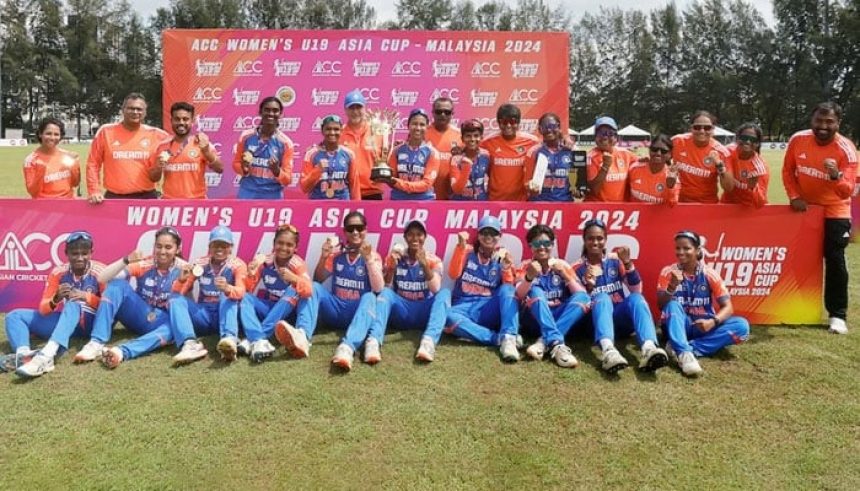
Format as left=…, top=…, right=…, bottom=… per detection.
left=326, top=188, right=335, bottom=198
left=147, top=311, right=157, bottom=322
left=191, top=264, right=204, bottom=277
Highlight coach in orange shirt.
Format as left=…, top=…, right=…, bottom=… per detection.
left=339, top=90, right=384, bottom=200
left=426, top=97, right=460, bottom=200
left=86, top=93, right=169, bottom=203
left=481, top=104, right=539, bottom=201
left=148, top=102, right=223, bottom=199
left=671, top=111, right=732, bottom=203
left=783, top=102, right=858, bottom=334
left=23, top=117, right=80, bottom=199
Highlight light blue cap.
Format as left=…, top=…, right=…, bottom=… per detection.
left=209, top=225, right=234, bottom=245
left=344, top=90, right=366, bottom=108
left=594, top=116, right=618, bottom=131
left=478, top=216, right=502, bottom=233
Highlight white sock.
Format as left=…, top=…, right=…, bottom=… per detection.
left=16, top=346, right=31, bottom=355
left=599, top=338, right=615, bottom=352
left=41, top=341, right=60, bottom=358
left=641, top=340, right=656, bottom=352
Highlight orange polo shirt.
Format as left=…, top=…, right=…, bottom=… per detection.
left=24, top=148, right=80, bottom=199
left=782, top=130, right=858, bottom=218
left=671, top=133, right=730, bottom=203
left=585, top=147, right=637, bottom=202
left=151, top=137, right=212, bottom=199
left=481, top=131, right=540, bottom=201
left=426, top=125, right=461, bottom=200
left=87, top=122, right=170, bottom=196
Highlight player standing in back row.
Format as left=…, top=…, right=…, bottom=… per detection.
left=481, top=104, right=539, bottom=201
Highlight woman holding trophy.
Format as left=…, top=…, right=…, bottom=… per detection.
left=300, top=115, right=360, bottom=200
left=375, top=108, right=440, bottom=200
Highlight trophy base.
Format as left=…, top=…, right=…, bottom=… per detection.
left=371, top=166, right=393, bottom=182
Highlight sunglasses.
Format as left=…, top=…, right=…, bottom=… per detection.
left=584, top=218, right=606, bottom=230
left=737, top=134, right=759, bottom=144
left=344, top=224, right=366, bottom=234
left=479, top=229, right=500, bottom=237
left=596, top=130, right=617, bottom=138
left=433, top=109, right=452, bottom=116
left=278, top=223, right=298, bottom=234
left=540, top=123, right=561, bottom=132
left=498, top=118, right=519, bottom=126
left=692, top=124, right=714, bottom=131
left=529, top=239, right=553, bottom=249
left=66, top=231, right=93, bottom=244
left=650, top=147, right=671, bottom=154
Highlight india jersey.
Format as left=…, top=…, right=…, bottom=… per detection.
left=426, top=125, right=461, bottom=200
left=525, top=144, right=575, bottom=202
left=515, top=261, right=580, bottom=308
left=657, top=263, right=729, bottom=321
left=300, top=144, right=359, bottom=200
left=387, top=142, right=439, bottom=200
left=152, top=137, right=211, bottom=199
left=449, top=151, right=490, bottom=201
left=450, top=247, right=513, bottom=301
left=40, top=261, right=106, bottom=316
left=176, top=256, right=247, bottom=306
left=782, top=130, right=858, bottom=218
left=571, top=253, right=641, bottom=304
left=722, top=147, right=769, bottom=207
left=388, top=254, right=443, bottom=301
left=323, top=251, right=380, bottom=302
left=671, top=133, right=730, bottom=203
left=481, top=132, right=540, bottom=201
left=585, top=147, right=636, bottom=202
left=127, top=258, right=187, bottom=310
left=245, top=254, right=312, bottom=301
left=86, top=122, right=170, bottom=196
left=627, top=162, right=680, bottom=205
left=232, top=128, right=295, bottom=198
left=23, top=148, right=80, bottom=199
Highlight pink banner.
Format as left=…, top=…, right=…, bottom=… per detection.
left=0, top=200, right=824, bottom=325
left=162, top=29, right=570, bottom=198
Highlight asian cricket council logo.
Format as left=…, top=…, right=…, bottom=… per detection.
left=432, top=61, right=460, bottom=78
left=233, top=60, right=263, bottom=77
left=471, top=62, right=500, bottom=78
left=192, top=87, right=223, bottom=103
left=509, top=89, right=539, bottom=104
left=353, top=60, right=381, bottom=77
left=0, top=232, right=70, bottom=273
left=312, top=61, right=342, bottom=77
left=195, top=60, right=222, bottom=77
left=391, top=61, right=422, bottom=77
left=429, top=88, right=460, bottom=103
left=273, top=59, right=302, bottom=77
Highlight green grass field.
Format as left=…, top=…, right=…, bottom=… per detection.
left=0, top=144, right=858, bottom=489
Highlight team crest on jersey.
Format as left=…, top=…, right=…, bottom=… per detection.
left=656, top=183, right=665, bottom=193
left=617, top=161, right=624, bottom=169
left=551, top=274, right=561, bottom=285
left=741, top=170, right=749, bottom=178
left=141, top=139, right=150, bottom=147
left=417, top=268, right=425, bottom=278
left=608, top=267, right=618, bottom=277
left=489, top=268, right=497, bottom=277
left=189, top=149, right=199, bottom=158
left=516, top=146, right=524, bottom=153
left=355, top=265, right=366, bottom=277
left=699, top=284, right=708, bottom=292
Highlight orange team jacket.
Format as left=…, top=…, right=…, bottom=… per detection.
left=721, top=146, right=769, bottom=208
left=230, top=129, right=295, bottom=186
left=627, top=162, right=680, bottom=206
left=39, top=261, right=107, bottom=316
left=782, top=130, right=858, bottom=218
left=481, top=132, right=540, bottom=201
left=244, top=253, right=313, bottom=299
left=86, top=122, right=170, bottom=197
left=23, top=148, right=80, bottom=199
left=426, top=125, right=461, bottom=200
left=585, top=147, right=637, bottom=202
left=299, top=144, right=360, bottom=199
left=339, top=122, right=384, bottom=198
left=150, top=137, right=213, bottom=199
left=671, top=133, right=730, bottom=203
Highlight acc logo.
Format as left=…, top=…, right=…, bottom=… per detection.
left=193, top=87, right=223, bottom=103
left=273, top=59, right=301, bottom=77
left=233, top=60, right=263, bottom=76
left=429, top=88, right=460, bottom=103
left=196, top=116, right=223, bottom=133
left=358, top=88, right=381, bottom=103
left=391, top=61, right=421, bottom=77
left=195, top=60, right=222, bottom=77
left=233, top=89, right=261, bottom=106
left=0, top=232, right=75, bottom=272
left=312, top=61, right=342, bottom=77
left=509, top=89, right=539, bottom=104
left=276, top=86, right=297, bottom=107
left=432, top=60, right=460, bottom=78
left=353, top=60, right=381, bottom=77
left=233, top=116, right=261, bottom=131
left=471, top=62, right=500, bottom=78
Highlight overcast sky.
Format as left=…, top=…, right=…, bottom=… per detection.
left=130, top=0, right=775, bottom=25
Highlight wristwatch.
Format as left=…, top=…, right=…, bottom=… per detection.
left=830, top=171, right=843, bottom=181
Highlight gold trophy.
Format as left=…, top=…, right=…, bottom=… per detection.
left=368, top=108, right=399, bottom=182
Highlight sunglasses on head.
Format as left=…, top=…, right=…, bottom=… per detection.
left=650, top=146, right=671, bottom=154
left=584, top=218, right=606, bottom=230
left=737, top=134, right=759, bottom=144
left=278, top=223, right=298, bottom=234
left=66, top=231, right=92, bottom=244
left=433, top=109, right=452, bottom=116
left=344, top=224, right=366, bottom=233
left=529, top=239, right=553, bottom=249
left=157, top=226, right=182, bottom=242
left=692, top=124, right=714, bottom=131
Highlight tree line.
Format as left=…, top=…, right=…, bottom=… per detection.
left=0, top=0, right=856, bottom=140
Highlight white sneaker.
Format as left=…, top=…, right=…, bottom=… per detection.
left=101, top=346, right=124, bottom=369
left=1, top=350, right=35, bottom=373
left=516, top=334, right=524, bottom=349
left=74, top=340, right=104, bottom=363
left=363, top=337, right=381, bottom=365
left=601, top=348, right=628, bottom=374
left=15, top=352, right=54, bottom=378
left=526, top=337, right=546, bottom=360
left=677, top=350, right=704, bottom=377
left=217, top=337, right=238, bottom=362
left=250, top=339, right=276, bottom=363
left=275, top=320, right=310, bottom=358
left=828, top=317, right=848, bottom=335
left=416, top=336, right=436, bottom=362
left=331, top=343, right=354, bottom=371
left=499, top=334, right=520, bottom=362
left=639, top=345, right=669, bottom=372
left=173, top=339, right=208, bottom=366
left=549, top=343, right=578, bottom=368
left=237, top=338, right=251, bottom=356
